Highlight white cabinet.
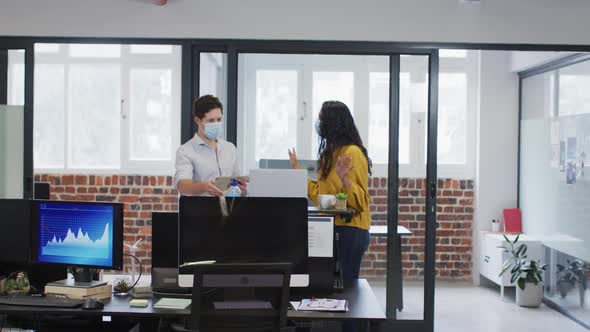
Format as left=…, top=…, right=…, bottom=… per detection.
left=479, top=232, right=544, bottom=299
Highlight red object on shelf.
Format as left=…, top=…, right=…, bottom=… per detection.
left=156, top=0, right=167, bottom=5
left=503, top=208, right=522, bottom=234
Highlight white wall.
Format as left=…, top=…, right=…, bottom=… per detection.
left=1, top=0, right=590, bottom=45
left=473, top=51, right=519, bottom=284
left=511, top=52, right=576, bottom=72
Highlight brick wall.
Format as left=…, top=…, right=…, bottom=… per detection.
left=35, top=174, right=474, bottom=279
left=362, top=178, right=474, bottom=280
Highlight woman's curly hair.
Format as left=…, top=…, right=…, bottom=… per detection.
left=317, top=101, right=372, bottom=180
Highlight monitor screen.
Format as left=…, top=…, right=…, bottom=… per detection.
left=31, top=201, right=123, bottom=270
left=178, top=197, right=309, bottom=287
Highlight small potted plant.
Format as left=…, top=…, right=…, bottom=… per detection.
left=499, top=235, right=548, bottom=307
left=5, top=272, right=30, bottom=295
left=557, top=259, right=588, bottom=307
left=113, top=278, right=132, bottom=295
left=335, top=193, right=348, bottom=210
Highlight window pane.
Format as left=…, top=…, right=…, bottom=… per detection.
left=438, top=73, right=467, bottom=164
left=559, top=61, right=590, bottom=116
left=69, top=64, right=120, bottom=168
left=69, top=44, right=121, bottom=58
left=35, top=43, right=60, bottom=53
left=200, top=53, right=228, bottom=138
left=440, top=49, right=467, bottom=58
left=34, top=64, right=66, bottom=168
left=311, top=71, right=354, bottom=159
left=130, top=69, right=173, bottom=160
left=7, top=50, right=25, bottom=106
left=368, top=72, right=410, bottom=164
left=130, top=45, right=173, bottom=54
left=255, top=70, right=298, bottom=162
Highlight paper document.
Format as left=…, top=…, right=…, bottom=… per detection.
left=297, top=298, right=348, bottom=312
left=154, top=298, right=191, bottom=309
left=308, top=216, right=334, bottom=257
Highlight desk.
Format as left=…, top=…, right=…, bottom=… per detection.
left=0, top=279, right=385, bottom=332
left=369, top=225, right=412, bottom=312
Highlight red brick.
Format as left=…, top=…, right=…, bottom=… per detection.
left=110, top=187, right=120, bottom=194
left=75, top=175, right=88, bottom=185
left=62, top=175, right=74, bottom=185
left=140, top=197, right=159, bottom=203
left=65, top=187, right=75, bottom=193
left=119, top=195, right=139, bottom=203
left=459, top=199, right=473, bottom=206
left=143, top=188, right=154, bottom=195
left=105, top=177, right=111, bottom=186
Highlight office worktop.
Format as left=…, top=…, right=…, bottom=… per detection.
left=0, top=279, right=386, bottom=322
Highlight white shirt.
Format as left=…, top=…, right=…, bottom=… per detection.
left=174, top=134, right=240, bottom=190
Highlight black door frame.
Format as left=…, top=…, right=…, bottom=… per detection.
left=0, top=38, right=34, bottom=199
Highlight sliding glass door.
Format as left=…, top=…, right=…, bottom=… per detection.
left=191, top=43, right=438, bottom=331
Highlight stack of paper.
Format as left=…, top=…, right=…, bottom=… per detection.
left=295, top=298, right=348, bottom=312
left=153, top=298, right=191, bottom=310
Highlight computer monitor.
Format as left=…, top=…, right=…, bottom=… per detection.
left=30, top=200, right=124, bottom=282
left=178, top=196, right=309, bottom=287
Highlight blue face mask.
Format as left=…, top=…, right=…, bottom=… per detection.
left=204, top=122, right=223, bottom=140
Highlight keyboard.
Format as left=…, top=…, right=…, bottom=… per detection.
left=0, top=295, right=84, bottom=308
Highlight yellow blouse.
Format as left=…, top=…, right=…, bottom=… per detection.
left=307, top=145, right=371, bottom=230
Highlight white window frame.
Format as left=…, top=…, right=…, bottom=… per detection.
left=238, top=52, right=478, bottom=179
left=26, top=43, right=182, bottom=175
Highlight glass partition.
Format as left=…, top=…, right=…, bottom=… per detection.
left=0, top=49, right=25, bottom=199
left=520, top=57, right=590, bottom=326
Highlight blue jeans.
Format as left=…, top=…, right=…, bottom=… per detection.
left=335, top=226, right=370, bottom=284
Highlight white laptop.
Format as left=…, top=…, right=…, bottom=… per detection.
left=248, top=169, right=308, bottom=198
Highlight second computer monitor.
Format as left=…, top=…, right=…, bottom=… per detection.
left=178, top=196, right=309, bottom=287
left=30, top=200, right=124, bottom=270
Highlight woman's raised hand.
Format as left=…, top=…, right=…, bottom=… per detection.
left=335, top=154, right=353, bottom=189
left=288, top=147, right=300, bottom=169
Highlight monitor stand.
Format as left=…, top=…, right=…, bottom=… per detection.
left=47, top=267, right=107, bottom=288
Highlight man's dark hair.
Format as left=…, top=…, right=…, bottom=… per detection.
left=193, top=95, right=223, bottom=119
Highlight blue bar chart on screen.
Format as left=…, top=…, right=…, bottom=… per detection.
left=37, top=202, right=114, bottom=267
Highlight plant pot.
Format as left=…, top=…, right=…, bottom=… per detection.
left=558, top=281, right=574, bottom=298
left=516, top=282, right=544, bottom=307
left=335, top=199, right=347, bottom=210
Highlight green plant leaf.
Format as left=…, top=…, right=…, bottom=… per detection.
left=500, top=265, right=511, bottom=277
left=514, top=234, right=520, bottom=243
left=511, top=273, right=520, bottom=284
left=518, top=278, right=526, bottom=290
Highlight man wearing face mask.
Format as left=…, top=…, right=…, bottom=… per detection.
left=174, top=95, right=247, bottom=196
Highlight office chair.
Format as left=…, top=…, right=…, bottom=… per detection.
left=170, top=263, right=294, bottom=332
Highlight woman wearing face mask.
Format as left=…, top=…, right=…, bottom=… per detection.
left=288, top=100, right=372, bottom=285
left=174, top=95, right=246, bottom=196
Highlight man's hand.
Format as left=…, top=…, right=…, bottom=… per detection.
left=237, top=178, right=248, bottom=196
left=205, top=180, right=224, bottom=196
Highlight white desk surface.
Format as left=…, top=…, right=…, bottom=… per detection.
left=369, top=225, right=412, bottom=236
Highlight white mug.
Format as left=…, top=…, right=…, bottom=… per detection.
left=318, top=194, right=336, bottom=209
